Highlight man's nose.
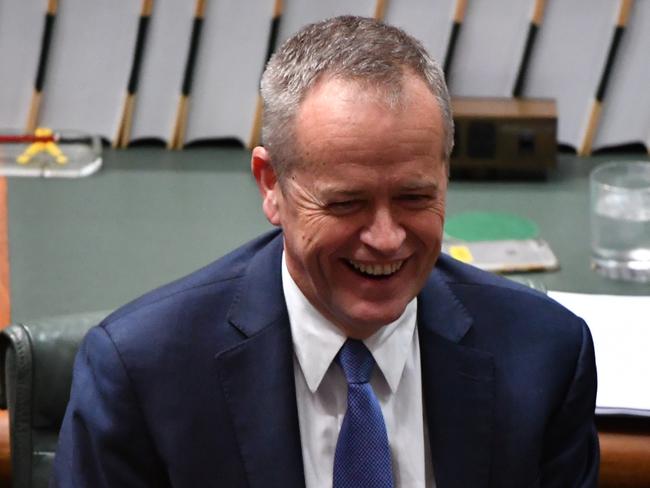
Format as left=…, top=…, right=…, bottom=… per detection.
left=359, top=207, right=406, bottom=254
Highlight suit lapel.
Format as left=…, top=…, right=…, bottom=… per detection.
left=418, top=270, right=495, bottom=488
left=216, top=234, right=305, bottom=488
left=215, top=236, right=496, bottom=487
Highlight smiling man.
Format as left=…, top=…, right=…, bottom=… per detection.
left=53, top=16, right=598, bottom=488
left=253, top=73, right=447, bottom=339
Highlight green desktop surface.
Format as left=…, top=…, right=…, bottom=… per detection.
left=7, top=148, right=650, bottom=322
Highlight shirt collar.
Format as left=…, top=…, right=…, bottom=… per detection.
left=282, top=252, right=417, bottom=394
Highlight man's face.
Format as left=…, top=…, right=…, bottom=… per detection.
left=253, top=75, right=448, bottom=339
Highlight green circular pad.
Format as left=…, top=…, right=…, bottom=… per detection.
left=444, top=211, right=538, bottom=242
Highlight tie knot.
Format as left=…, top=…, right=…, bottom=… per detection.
left=337, top=339, right=375, bottom=384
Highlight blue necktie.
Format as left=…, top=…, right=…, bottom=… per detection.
left=333, top=339, right=394, bottom=488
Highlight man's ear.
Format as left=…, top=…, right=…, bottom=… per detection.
left=251, top=146, right=282, bottom=226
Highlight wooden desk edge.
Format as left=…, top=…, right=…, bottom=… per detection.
left=0, top=410, right=10, bottom=485
left=599, top=428, right=650, bottom=487
left=0, top=410, right=648, bottom=487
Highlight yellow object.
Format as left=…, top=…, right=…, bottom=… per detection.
left=17, top=128, right=68, bottom=165
left=449, top=245, right=474, bottom=263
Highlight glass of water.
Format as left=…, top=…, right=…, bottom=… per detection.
left=590, top=161, right=650, bottom=282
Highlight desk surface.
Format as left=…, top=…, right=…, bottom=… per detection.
left=6, top=148, right=650, bottom=322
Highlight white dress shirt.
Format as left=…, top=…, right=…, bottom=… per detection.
left=282, top=254, right=435, bottom=487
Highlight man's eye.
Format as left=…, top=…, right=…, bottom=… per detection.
left=327, top=200, right=360, bottom=213
left=398, top=194, right=433, bottom=205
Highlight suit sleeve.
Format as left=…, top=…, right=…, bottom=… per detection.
left=540, top=319, right=599, bottom=487
left=51, top=326, right=168, bottom=487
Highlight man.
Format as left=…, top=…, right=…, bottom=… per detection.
left=53, top=16, right=598, bottom=487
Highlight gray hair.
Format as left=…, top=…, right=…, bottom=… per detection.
left=260, top=15, right=454, bottom=179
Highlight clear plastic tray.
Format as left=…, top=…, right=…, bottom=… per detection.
left=0, top=129, right=102, bottom=178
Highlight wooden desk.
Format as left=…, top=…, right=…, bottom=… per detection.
left=0, top=410, right=10, bottom=486
left=1, top=148, right=649, bottom=486
left=598, top=417, right=650, bottom=487
left=0, top=404, right=647, bottom=487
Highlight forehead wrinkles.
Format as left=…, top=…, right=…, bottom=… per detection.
left=298, top=76, right=437, bottom=132
left=291, top=161, right=442, bottom=195
left=293, top=125, right=441, bottom=174
left=288, top=76, right=444, bottom=177
left=293, top=115, right=399, bottom=170
left=294, top=80, right=401, bottom=146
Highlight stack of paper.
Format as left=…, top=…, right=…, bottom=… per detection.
left=549, top=291, right=650, bottom=417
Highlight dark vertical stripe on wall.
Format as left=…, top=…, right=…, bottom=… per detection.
left=127, top=16, right=151, bottom=94
left=596, top=26, right=624, bottom=102
left=264, top=15, right=281, bottom=64
left=35, top=13, right=56, bottom=91
left=512, top=24, right=538, bottom=97
left=182, top=18, right=204, bottom=96
left=443, top=22, right=461, bottom=78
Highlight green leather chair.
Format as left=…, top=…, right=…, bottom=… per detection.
left=0, top=311, right=108, bottom=488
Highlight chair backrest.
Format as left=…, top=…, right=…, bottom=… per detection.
left=0, top=311, right=108, bottom=488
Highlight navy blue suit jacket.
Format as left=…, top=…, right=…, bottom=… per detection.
left=52, top=230, right=598, bottom=487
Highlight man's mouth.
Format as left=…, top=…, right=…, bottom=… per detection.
left=347, top=259, right=405, bottom=278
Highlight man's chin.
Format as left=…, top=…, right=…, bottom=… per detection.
left=334, top=305, right=409, bottom=339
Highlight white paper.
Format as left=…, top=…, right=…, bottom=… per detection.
left=548, top=291, right=650, bottom=417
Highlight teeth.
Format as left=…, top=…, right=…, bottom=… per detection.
left=349, top=260, right=404, bottom=276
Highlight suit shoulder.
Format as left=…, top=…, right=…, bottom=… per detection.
left=103, top=230, right=281, bottom=323
left=434, top=254, right=586, bottom=332
left=432, top=256, right=594, bottom=393
left=97, top=230, right=282, bottom=345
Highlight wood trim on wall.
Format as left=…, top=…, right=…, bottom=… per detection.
left=1, top=178, right=11, bottom=481
left=0, top=177, right=10, bottom=328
